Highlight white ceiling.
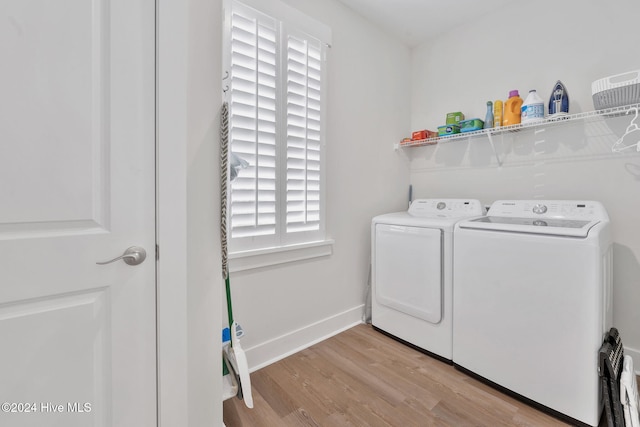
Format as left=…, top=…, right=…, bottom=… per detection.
left=336, top=0, right=512, bottom=47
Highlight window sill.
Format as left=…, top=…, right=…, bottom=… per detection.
left=228, top=239, right=334, bottom=273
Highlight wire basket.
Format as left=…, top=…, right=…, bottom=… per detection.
left=592, top=70, right=640, bottom=110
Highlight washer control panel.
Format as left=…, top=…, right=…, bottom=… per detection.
left=409, top=199, right=483, bottom=218
left=487, top=200, right=609, bottom=221
left=532, top=204, right=548, bottom=214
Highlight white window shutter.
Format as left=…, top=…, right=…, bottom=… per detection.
left=228, top=4, right=279, bottom=246
left=285, top=32, right=323, bottom=240
left=226, top=1, right=328, bottom=253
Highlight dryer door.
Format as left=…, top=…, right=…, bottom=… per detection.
left=375, top=224, right=442, bottom=323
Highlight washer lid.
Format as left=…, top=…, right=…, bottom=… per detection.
left=459, top=216, right=600, bottom=237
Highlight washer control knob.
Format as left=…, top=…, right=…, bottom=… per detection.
left=532, top=204, right=547, bottom=214
left=437, top=202, right=446, bottom=210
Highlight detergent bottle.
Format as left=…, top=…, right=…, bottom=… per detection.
left=503, top=90, right=523, bottom=126
left=493, top=100, right=503, bottom=128
left=521, top=89, right=545, bottom=123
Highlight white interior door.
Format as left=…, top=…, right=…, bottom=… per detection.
left=0, top=1, right=156, bottom=426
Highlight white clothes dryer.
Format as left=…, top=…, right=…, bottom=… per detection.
left=453, top=200, right=613, bottom=427
left=371, top=199, right=483, bottom=361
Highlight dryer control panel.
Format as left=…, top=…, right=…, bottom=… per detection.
left=409, top=199, right=483, bottom=218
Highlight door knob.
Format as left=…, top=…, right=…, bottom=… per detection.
left=96, top=246, right=147, bottom=266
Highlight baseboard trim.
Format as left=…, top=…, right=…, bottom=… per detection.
left=245, top=304, right=364, bottom=372
left=625, top=345, right=640, bottom=375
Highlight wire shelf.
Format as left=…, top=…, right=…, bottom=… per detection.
left=397, top=103, right=640, bottom=149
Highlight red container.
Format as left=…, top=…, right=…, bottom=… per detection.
left=412, top=130, right=427, bottom=140
left=411, top=130, right=437, bottom=140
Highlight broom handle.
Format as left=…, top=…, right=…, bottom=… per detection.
left=225, top=275, right=234, bottom=329
left=220, top=102, right=235, bottom=335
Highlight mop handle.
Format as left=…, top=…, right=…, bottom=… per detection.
left=220, top=102, right=235, bottom=333
left=225, top=275, right=234, bottom=329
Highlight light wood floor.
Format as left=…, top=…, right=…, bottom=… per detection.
left=223, top=324, right=621, bottom=426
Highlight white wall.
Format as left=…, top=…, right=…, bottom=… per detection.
left=411, top=1, right=640, bottom=127
left=186, top=0, right=223, bottom=424
left=227, top=0, right=412, bottom=370
left=409, top=0, right=640, bottom=368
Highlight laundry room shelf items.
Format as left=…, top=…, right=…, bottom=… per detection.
left=396, top=103, right=640, bottom=149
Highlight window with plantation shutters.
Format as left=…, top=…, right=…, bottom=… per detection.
left=225, top=0, right=329, bottom=254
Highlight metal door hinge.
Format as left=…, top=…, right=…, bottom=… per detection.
left=156, top=244, right=159, bottom=260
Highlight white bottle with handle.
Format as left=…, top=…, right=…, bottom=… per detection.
left=522, top=89, right=545, bottom=123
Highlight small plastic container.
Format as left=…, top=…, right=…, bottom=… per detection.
left=411, top=130, right=438, bottom=140
left=459, top=118, right=484, bottom=132
left=446, top=112, right=465, bottom=125
left=438, top=124, right=461, bottom=136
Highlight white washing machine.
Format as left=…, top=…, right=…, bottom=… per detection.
left=371, top=199, right=483, bottom=361
left=453, top=200, right=613, bottom=427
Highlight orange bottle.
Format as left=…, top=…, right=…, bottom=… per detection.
left=503, top=90, right=523, bottom=126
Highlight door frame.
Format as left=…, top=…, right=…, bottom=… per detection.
left=156, top=0, right=189, bottom=422
left=156, top=0, right=223, bottom=425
